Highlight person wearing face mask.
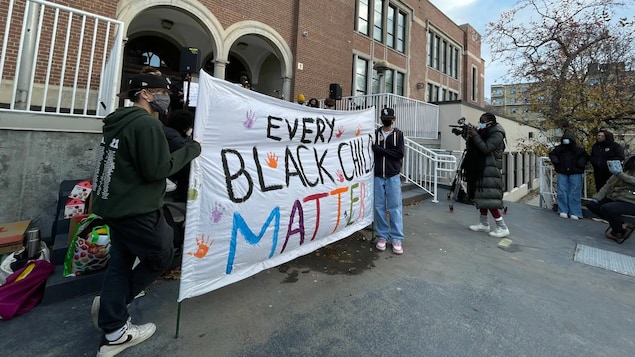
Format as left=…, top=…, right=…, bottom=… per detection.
left=548, top=132, right=590, bottom=220
left=91, top=73, right=201, bottom=357
left=584, top=155, right=635, bottom=243
left=464, top=112, right=510, bottom=238
left=373, top=107, right=405, bottom=255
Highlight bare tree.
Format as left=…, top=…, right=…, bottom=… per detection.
left=485, top=0, right=635, bottom=145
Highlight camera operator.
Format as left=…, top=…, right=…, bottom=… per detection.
left=463, top=112, right=510, bottom=238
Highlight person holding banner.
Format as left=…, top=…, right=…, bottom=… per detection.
left=373, top=107, right=405, bottom=254
left=91, top=73, right=201, bottom=357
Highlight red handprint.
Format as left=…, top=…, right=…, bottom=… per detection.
left=336, top=125, right=345, bottom=138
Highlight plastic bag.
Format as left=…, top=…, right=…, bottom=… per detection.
left=63, top=214, right=110, bottom=277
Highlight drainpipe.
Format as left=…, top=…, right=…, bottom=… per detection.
left=290, top=0, right=300, bottom=101
left=15, top=1, right=40, bottom=110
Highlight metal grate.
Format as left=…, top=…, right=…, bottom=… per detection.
left=574, top=244, right=635, bottom=277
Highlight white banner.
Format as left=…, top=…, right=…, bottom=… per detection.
left=178, top=71, right=375, bottom=301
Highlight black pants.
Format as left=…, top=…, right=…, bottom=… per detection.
left=98, top=209, right=174, bottom=332
left=586, top=198, right=635, bottom=233
left=593, top=167, right=612, bottom=192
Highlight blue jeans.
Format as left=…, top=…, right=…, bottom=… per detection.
left=557, top=173, right=583, bottom=218
left=374, top=175, right=404, bottom=242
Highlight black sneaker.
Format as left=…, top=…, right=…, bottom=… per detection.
left=97, top=321, right=156, bottom=357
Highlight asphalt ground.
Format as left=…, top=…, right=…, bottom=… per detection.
left=1, top=190, right=634, bottom=357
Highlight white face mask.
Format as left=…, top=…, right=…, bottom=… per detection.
left=562, top=138, right=571, bottom=145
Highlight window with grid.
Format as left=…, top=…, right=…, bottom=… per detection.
left=427, top=29, right=460, bottom=79
left=355, top=56, right=369, bottom=96
left=357, top=1, right=407, bottom=53
left=357, top=0, right=370, bottom=35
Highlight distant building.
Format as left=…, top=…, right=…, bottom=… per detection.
left=489, top=83, right=544, bottom=125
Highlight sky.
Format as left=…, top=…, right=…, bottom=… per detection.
left=428, top=0, right=516, bottom=97
left=429, top=0, right=635, bottom=99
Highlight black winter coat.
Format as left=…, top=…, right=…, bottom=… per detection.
left=548, top=133, right=589, bottom=175
left=590, top=131, right=624, bottom=171
left=464, top=123, right=506, bottom=209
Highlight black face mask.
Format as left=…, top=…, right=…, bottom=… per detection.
left=381, top=119, right=393, bottom=127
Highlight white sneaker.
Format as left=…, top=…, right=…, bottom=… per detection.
left=469, top=223, right=490, bottom=232
left=559, top=212, right=568, bottom=219
left=489, top=226, right=510, bottom=238
left=97, top=321, right=156, bottom=357
left=569, top=215, right=579, bottom=220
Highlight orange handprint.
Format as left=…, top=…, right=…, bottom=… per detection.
left=355, top=125, right=362, bottom=136
left=266, top=152, right=279, bottom=168
left=187, top=234, right=214, bottom=259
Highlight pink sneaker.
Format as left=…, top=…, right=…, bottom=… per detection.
left=375, top=238, right=387, bottom=251
left=392, top=241, right=403, bottom=255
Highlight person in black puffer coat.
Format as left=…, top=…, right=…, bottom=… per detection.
left=590, top=129, right=624, bottom=192
left=548, top=132, right=590, bottom=220
left=464, top=112, right=510, bottom=238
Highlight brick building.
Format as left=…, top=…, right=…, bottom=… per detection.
left=0, top=0, right=496, bottom=234
left=0, top=0, right=485, bottom=112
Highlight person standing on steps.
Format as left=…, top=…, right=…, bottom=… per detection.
left=373, top=107, right=405, bottom=254
left=465, top=112, right=511, bottom=238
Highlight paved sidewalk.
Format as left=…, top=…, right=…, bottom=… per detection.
left=1, top=191, right=634, bottom=357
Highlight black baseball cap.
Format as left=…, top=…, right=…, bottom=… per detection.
left=118, top=73, right=171, bottom=99
left=380, top=107, right=395, bottom=118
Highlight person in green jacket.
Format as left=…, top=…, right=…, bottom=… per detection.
left=91, top=73, right=201, bottom=357
left=586, top=155, right=635, bottom=243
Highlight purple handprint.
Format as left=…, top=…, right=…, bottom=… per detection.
left=243, top=110, right=256, bottom=129
left=210, top=202, right=226, bottom=223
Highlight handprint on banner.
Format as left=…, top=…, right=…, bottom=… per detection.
left=243, top=109, right=256, bottom=129
left=187, top=178, right=201, bottom=201
left=355, top=124, right=362, bottom=136
left=336, top=169, right=345, bottom=183
left=210, top=203, right=226, bottom=223
left=266, top=152, right=279, bottom=168
left=336, top=125, right=345, bottom=138
left=187, top=234, right=214, bottom=259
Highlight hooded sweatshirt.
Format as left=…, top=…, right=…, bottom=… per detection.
left=92, top=106, right=201, bottom=219
left=590, top=130, right=625, bottom=171
left=548, top=132, right=589, bottom=175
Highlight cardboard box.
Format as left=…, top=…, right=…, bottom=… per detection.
left=0, top=220, right=30, bottom=255
left=69, top=180, right=92, bottom=202
left=68, top=214, right=90, bottom=245
left=64, top=198, right=86, bottom=219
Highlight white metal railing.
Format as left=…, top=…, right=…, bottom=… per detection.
left=336, top=93, right=439, bottom=139
left=0, top=0, right=123, bottom=117
left=402, top=138, right=457, bottom=202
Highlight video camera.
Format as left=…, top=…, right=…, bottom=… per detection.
left=449, top=117, right=474, bottom=139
